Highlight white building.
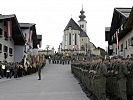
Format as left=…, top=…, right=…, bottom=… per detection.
left=0, top=14, right=42, bottom=63
left=105, top=7, right=133, bottom=58
left=60, top=7, right=96, bottom=56
left=19, top=23, right=42, bottom=65
left=0, top=14, right=25, bottom=62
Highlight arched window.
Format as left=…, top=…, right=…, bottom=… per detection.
left=69, top=33, right=71, bottom=45
left=75, top=34, right=77, bottom=45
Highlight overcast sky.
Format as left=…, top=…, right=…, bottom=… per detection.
left=0, top=0, right=132, bottom=51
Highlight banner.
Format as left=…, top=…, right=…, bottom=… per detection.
left=6, top=20, right=12, bottom=38
left=28, top=30, right=32, bottom=42
left=115, top=31, right=119, bottom=55
left=39, top=40, right=42, bottom=48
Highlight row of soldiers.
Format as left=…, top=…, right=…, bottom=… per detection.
left=71, top=57, right=133, bottom=100
left=48, top=56, right=71, bottom=65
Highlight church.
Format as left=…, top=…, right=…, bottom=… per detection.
left=58, top=7, right=97, bottom=56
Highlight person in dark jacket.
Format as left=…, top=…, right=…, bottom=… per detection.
left=38, top=65, right=42, bottom=80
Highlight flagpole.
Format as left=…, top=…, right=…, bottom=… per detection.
left=115, top=30, right=119, bottom=55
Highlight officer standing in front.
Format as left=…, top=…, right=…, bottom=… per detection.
left=38, top=65, right=42, bottom=80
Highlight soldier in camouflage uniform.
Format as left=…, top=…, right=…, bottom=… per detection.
left=115, top=58, right=128, bottom=100
left=126, top=58, right=133, bottom=99
left=93, top=58, right=107, bottom=100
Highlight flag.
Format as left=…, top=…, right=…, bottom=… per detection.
left=117, top=29, right=120, bottom=34
left=6, top=20, right=12, bottom=38
left=39, top=40, right=42, bottom=48
left=29, top=30, right=32, bottom=42
left=115, top=31, right=119, bottom=55
left=121, top=24, right=123, bottom=31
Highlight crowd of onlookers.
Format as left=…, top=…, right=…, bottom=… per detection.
left=0, top=61, right=40, bottom=79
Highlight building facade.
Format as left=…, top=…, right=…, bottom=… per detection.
left=0, top=14, right=25, bottom=62
left=105, top=7, right=133, bottom=58
left=60, top=7, right=93, bottom=56
left=0, top=14, right=42, bottom=63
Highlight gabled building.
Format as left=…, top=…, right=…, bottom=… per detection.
left=19, top=23, right=42, bottom=65
left=60, top=7, right=93, bottom=56
left=105, top=7, right=133, bottom=57
left=0, top=14, right=42, bottom=63
left=0, top=14, right=25, bottom=62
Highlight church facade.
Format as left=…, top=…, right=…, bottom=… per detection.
left=59, top=7, right=94, bottom=56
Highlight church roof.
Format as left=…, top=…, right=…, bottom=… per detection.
left=64, top=18, right=81, bottom=31
left=80, top=30, right=88, bottom=37
left=0, top=14, right=25, bottom=45
left=64, top=18, right=88, bottom=37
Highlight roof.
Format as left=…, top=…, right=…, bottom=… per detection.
left=105, top=27, right=110, bottom=41
left=64, top=18, right=81, bottom=31
left=105, top=27, right=110, bottom=32
left=110, top=7, right=132, bottom=33
left=37, top=35, right=42, bottom=44
left=37, top=35, right=42, bottom=40
left=115, top=8, right=131, bottom=18
left=0, top=14, right=25, bottom=45
left=80, top=31, right=88, bottom=37
left=0, top=14, right=15, bottom=20
left=19, top=23, right=35, bottom=28
left=90, top=42, right=96, bottom=48
left=127, top=7, right=133, bottom=28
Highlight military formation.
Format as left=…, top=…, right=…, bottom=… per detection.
left=0, top=54, right=46, bottom=79
left=71, top=56, right=133, bottom=100
left=48, top=55, right=71, bottom=65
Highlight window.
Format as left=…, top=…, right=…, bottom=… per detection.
left=80, top=25, right=84, bottom=28
left=81, top=45, right=85, bottom=50
left=0, top=28, right=2, bottom=37
left=4, top=31, right=8, bottom=40
left=116, top=48, right=117, bottom=54
left=69, top=27, right=71, bottom=30
left=128, top=38, right=132, bottom=46
left=131, top=37, right=133, bottom=46
left=4, top=21, right=6, bottom=26
left=9, top=48, right=13, bottom=56
left=121, top=44, right=123, bottom=52
left=3, top=46, right=8, bottom=53
left=125, top=41, right=127, bottom=49
left=75, top=34, right=77, bottom=45
left=0, top=44, right=2, bottom=53
left=69, top=33, right=71, bottom=45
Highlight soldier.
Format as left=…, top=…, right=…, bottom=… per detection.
left=93, top=58, right=107, bottom=100
left=115, top=58, right=128, bottom=100
left=6, top=63, right=10, bottom=78
left=1, top=62, right=5, bottom=78
left=14, top=63, right=18, bottom=78
left=126, top=58, right=133, bottom=100
left=38, top=65, right=42, bottom=80
left=48, top=57, right=51, bottom=64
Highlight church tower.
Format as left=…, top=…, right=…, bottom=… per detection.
left=78, top=5, right=87, bottom=32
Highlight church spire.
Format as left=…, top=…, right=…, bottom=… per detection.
left=79, top=5, right=86, bottom=21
